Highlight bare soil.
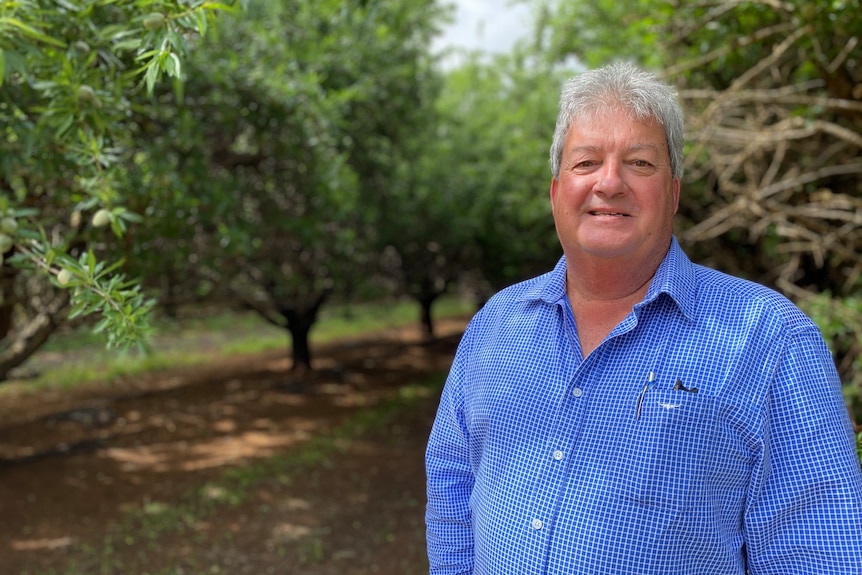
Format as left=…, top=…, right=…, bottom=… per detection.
left=0, top=318, right=467, bottom=575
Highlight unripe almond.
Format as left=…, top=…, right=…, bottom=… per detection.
left=77, top=85, right=102, bottom=108
left=57, top=269, right=73, bottom=285
left=0, top=217, right=17, bottom=235
left=77, top=84, right=96, bottom=101
left=92, top=209, right=111, bottom=228
left=143, top=13, right=166, bottom=30
left=0, top=234, right=12, bottom=253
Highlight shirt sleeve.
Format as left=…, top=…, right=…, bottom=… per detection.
left=744, top=326, right=862, bottom=574
left=425, top=323, right=476, bottom=575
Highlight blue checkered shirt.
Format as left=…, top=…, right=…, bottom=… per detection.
left=426, top=237, right=862, bottom=574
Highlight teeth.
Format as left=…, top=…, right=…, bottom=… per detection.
left=592, top=211, right=624, bottom=216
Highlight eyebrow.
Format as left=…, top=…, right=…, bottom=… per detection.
left=627, top=143, right=660, bottom=154
left=566, top=143, right=661, bottom=156
left=566, top=142, right=661, bottom=158
left=567, top=145, right=599, bottom=155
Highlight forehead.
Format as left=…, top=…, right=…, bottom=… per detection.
left=565, top=107, right=667, bottom=149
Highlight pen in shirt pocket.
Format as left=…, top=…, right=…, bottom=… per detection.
left=634, top=371, right=656, bottom=420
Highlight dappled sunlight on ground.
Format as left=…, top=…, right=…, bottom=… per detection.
left=0, top=317, right=468, bottom=574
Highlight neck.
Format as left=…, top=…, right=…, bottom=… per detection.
left=565, top=249, right=664, bottom=305
left=564, top=251, right=664, bottom=358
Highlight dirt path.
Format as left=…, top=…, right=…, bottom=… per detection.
left=0, top=319, right=467, bottom=575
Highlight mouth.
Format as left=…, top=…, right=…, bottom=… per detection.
left=589, top=211, right=630, bottom=217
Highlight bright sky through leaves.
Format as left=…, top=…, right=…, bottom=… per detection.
left=432, top=0, right=532, bottom=65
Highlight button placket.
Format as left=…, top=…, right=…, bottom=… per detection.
left=529, top=369, right=586, bottom=544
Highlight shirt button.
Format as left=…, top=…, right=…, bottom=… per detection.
left=553, top=450, right=564, bottom=461
left=571, top=387, right=584, bottom=398
left=531, top=518, right=543, bottom=530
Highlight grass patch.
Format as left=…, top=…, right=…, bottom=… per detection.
left=35, top=373, right=446, bottom=575
left=4, top=296, right=472, bottom=395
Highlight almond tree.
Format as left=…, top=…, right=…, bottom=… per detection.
left=0, top=0, right=241, bottom=380
left=125, top=0, right=446, bottom=370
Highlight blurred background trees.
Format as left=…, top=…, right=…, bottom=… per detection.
left=128, top=0, right=447, bottom=369
left=3, top=0, right=860, bottom=420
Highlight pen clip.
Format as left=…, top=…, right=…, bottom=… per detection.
left=635, top=371, right=656, bottom=420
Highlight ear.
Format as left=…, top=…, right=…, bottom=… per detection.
left=550, top=178, right=559, bottom=204
left=672, top=177, right=680, bottom=214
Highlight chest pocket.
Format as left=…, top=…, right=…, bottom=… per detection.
left=609, top=389, right=716, bottom=512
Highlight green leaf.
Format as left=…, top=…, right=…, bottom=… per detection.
left=30, top=81, right=59, bottom=91
left=0, top=17, right=66, bottom=48
left=101, top=258, right=127, bottom=276
left=93, top=317, right=111, bottom=334
left=164, top=52, right=181, bottom=78
left=145, top=60, right=160, bottom=93
left=113, top=38, right=142, bottom=52
left=56, top=113, right=75, bottom=139
left=118, top=210, right=143, bottom=223
left=196, top=10, right=208, bottom=36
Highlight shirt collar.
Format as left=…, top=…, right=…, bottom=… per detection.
left=527, top=236, right=697, bottom=321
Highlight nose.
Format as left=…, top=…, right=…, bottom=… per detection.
left=595, top=162, right=625, bottom=196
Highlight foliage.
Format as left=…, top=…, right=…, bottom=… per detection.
left=529, top=0, right=670, bottom=69
left=123, top=0, right=446, bottom=369
left=431, top=52, right=565, bottom=297
left=368, top=65, right=473, bottom=335
left=0, top=0, right=242, bottom=377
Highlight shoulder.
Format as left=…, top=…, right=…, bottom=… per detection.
left=692, top=264, right=819, bottom=336
left=461, top=268, right=561, bottom=344
left=484, top=270, right=556, bottom=309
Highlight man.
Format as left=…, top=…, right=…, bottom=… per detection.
left=425, top=62, right=862, bottom=574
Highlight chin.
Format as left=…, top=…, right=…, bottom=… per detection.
left=585, top=248, right=636, bottom=260
left=577, top=237, right=638, bottom=259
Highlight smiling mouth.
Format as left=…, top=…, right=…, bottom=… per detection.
left=589, top=211, right=629, bottom=217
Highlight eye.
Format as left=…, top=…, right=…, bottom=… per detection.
left=572, top=160, right=599, bottom=171
left=628, top=159, right=657, bottom=174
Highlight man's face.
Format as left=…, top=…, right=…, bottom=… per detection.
left=550, top=107, right=680, bottom=265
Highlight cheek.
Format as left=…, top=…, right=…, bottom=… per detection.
left=554, top=180, right=583, bottom=205
left=550, top=186, right=569, bottom=215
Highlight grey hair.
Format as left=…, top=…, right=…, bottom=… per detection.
left=549, top=62, right=684, bottom=180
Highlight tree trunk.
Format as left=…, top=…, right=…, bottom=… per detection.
left=286, top=316, right=313, bottom=372
left=419, top=294, right=436, bottom=341
left=281, top=290, right=330, bottom=372
left=0, top=290, right=67, bottom=382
